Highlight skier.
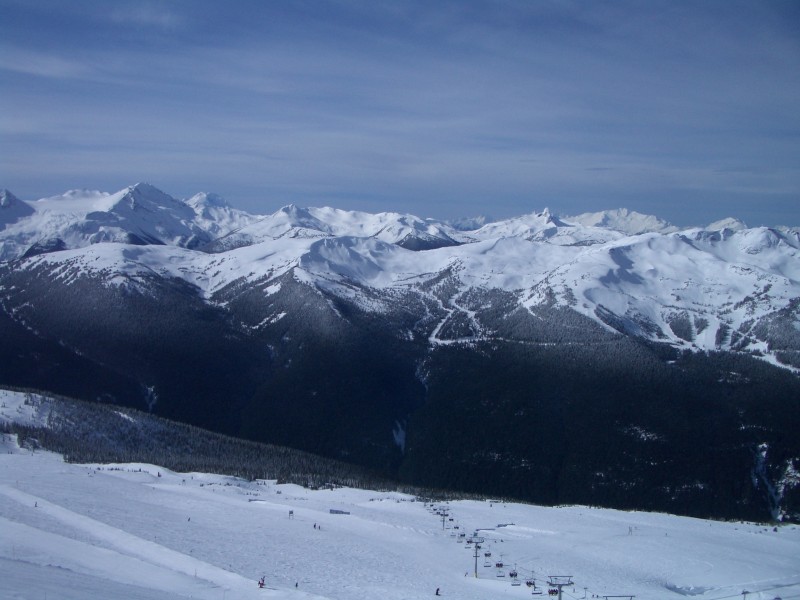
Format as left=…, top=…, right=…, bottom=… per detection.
left=435, top=587, right=441, bottom=596
left=258, top=576, right=265, bottom=588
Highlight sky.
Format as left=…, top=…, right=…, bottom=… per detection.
left=1, top=0, right=799, bottom=226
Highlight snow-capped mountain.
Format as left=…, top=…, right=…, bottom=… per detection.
left=0, top=189, right=35, bottom=228
left=446, top=214, right=493, bottom=231
left=4, top=184, right=795, bottom=362
left=205, top=204, right=460, bottom=253
left=0, top=183, right=253, bottom=261
left=565, top=207, right=678, bottom=235
left=464, top=208, right=625, bottom=246
left=184, top=191, right=261, bottom=239
left=1, top=183, right=799, bottom=521
left=707, top=216, right=748, bottom=232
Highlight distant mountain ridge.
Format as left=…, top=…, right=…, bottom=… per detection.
left=3, top=183, right=795, bottom=363
left=3, top=183, right=780, bottom=258
left=567, top=207, right=678, bottom=235
left=1, top=183, right=799, bottom=522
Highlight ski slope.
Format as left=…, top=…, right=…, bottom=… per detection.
left=1, top=431, right=798, bottom=599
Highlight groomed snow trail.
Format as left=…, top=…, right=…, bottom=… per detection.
left=1, top=435, right=799, bottom=600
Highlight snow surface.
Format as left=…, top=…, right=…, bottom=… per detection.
left=1, top=393, right=799, bottom=600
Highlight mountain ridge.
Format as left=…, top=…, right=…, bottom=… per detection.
left=4, top=183, right=796, bottom=366
left=1, top=183, right=799, bottom=521
left=4, top=183, right=790, bottom=251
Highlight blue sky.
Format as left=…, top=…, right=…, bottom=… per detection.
left=1, top=0, right=798, bottom=226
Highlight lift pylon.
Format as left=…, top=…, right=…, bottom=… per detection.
left=469, top=537, right=485, bottom=577
left=547, top=575, right=574, bottom=600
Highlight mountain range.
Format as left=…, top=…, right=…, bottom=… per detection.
left=1, top=183, right=798, bottom=522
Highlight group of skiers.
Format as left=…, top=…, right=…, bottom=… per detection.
left=258, top=577, right=298, bottom=590
left=257, top=516, right=327, bottom=589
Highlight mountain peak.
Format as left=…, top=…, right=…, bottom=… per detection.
left=128, top=182, right=164, bottom=195
left=0, top=189, right=21, bottom=208
left=447, top=215, right=494, bottom=231
left=539, top=207, right=569, bottom=227
left=186, top=192, right=230, bottom=210
left=108, top=183, right=190, bottom=215
left=0, top=189, right=35, bottom=227
left=565, top=208, right=677, bottom=235
left=275, top=204, right=325, bottom=229
left=707, top=217, right=748, bottom=231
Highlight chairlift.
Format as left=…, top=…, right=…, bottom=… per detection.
left=484, top=560, right=492, bottom=567
left=484, top=551, right=492, bottom=557
left=496, top=570, right=506, bottom=578
left=510, top=570, right=518, bottom=578
left=526, top=579, right=536, bottom=588
left=495, top=561, right=504, bottom=568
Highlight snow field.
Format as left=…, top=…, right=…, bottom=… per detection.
left=1, top=431, right=799, bottom=600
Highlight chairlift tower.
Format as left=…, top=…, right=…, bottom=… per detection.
left=469, top=537, right=485, bottom=577
left=547, top=575, right=574, bottom=600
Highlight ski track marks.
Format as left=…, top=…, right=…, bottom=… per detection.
left=0, top=484, right=319, bottom=599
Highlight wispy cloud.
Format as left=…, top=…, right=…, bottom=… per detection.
left=0, top=48, right=93, bottom=80
left=108, top=4, right=183, bottom=30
